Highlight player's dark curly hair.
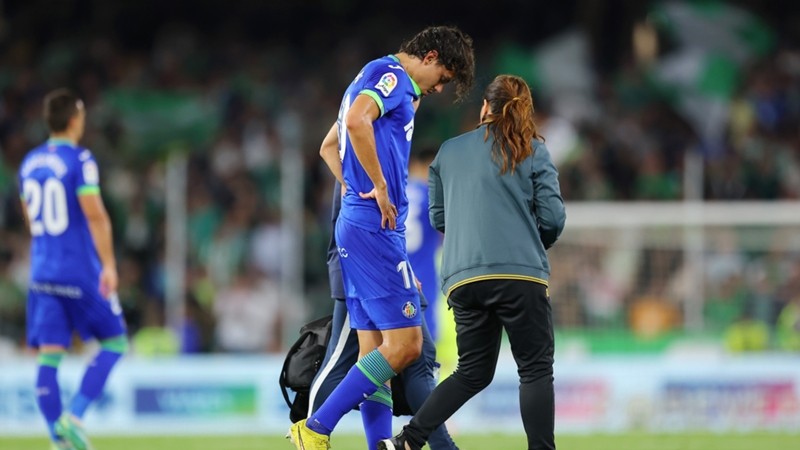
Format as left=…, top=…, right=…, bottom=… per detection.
left=399, top=26, right=475, bottom=101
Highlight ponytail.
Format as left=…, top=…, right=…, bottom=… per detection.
left=479, top=75, right=543, bottom=175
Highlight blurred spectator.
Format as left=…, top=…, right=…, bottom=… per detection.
left=250, top=208, right=288, bottom=278
left=132, top=301, right=180, bottom=357
left=704, top=275, right=749, bottom=331
left=117, top=256, right=148, bottom=335
left=213, top=269, right=282, bottom=353
left=629, top=281, right=681, bottom=339
left=0, top=2, right=799, bottom=355
left=776, top=296, right=800, bottom=351
left=723, top=308, right=770, bottom=353
left=0, top=243, right=25, bottom=345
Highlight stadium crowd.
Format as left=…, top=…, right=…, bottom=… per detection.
left=2, top=20, right=800, bottom=355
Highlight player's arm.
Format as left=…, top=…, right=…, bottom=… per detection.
left=320, top=122, right=345, bottom=187
left=79, top=193, right=118, bottom=298
left=346, top=94, right=398, bottom=229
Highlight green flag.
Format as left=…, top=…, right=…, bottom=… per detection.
left=495, top=30, right=595, bottom=99
left=105, top=89, right=221, bottom=158
left=649, top=1, right=776, bottom=140
left=651, top=1, right=775, bottom=65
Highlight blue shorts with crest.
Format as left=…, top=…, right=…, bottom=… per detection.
left=26, top=279, right=127, bottom=348
left=335, top=219, right=422, bottom=331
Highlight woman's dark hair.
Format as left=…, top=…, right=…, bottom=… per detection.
left=43, top=88, right=82, bottom=133
left=399, top=26, right=475, bottom=101
left=480, top=75, right=543, bottom=175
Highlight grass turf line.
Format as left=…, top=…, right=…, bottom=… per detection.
left=0, top=433, right=798, bottom=450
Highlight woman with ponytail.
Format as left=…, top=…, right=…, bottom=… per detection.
left=380, top=75, right=565, bottom=450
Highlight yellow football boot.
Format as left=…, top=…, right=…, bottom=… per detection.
left=286, top=418, right=331, bottom=450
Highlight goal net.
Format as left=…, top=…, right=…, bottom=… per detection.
left=548, top=201, right=800, bottom=353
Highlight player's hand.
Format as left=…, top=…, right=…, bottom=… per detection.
left=99, top=265, right=119, bottom=299
left=359, top=186, right=397, bottom=229
left=414, top=276, right=422, bottom=292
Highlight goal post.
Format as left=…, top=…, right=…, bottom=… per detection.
left=551, top=201, right=800, bottom=346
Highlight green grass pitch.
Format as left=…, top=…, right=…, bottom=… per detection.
left=1, top=433, right=798, bottom=450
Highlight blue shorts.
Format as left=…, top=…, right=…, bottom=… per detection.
left=26, top=279, right=127, bottom=348
left=335, top=219, right=421, bottom=331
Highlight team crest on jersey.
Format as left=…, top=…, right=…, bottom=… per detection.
left=375, top=72, right=398, bottom=97
left=402, top=301, right=417, bottom=319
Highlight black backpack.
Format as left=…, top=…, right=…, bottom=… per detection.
left=279, top=315, right=333, bottom=423
left=279, top=315, right=415, bottom=423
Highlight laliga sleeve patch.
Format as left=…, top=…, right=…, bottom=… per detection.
left=82, top=160, right=99, bottom=185
left=375, top=72, right=398, bottom=97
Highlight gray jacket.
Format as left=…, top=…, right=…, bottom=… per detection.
left=429, top=125, right=566, bottom=296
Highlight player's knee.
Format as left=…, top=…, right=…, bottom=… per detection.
left=403, top=343, right=422, bottom=366
left=399, top=334, right=423, bottom=366
left=383, top=336, right=422, bottom=369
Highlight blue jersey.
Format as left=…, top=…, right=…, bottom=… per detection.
left=406, top=177, right=442, bottom=338
left=338, top=55, right=422, bottom=234
left=18, top=139, right=102, bottom=286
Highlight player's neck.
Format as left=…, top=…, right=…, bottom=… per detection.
left=49, top=133, right=78, bottom=146
left=394, top=52, right=419, bottom=76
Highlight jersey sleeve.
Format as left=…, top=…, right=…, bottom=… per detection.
left=75, top=150, right=101, bottom=196
left=357, top=64, right=408, bottom=117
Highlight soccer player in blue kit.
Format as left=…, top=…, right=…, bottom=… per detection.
left=288, top=26, right=474, bottom=450
left=19, top=89, right=127, bottom=450
left=307, top=175, right=456, bottom=450
left=405, top=148, right=443, bottom=342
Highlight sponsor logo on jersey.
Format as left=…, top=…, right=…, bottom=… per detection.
left=30, top=282, right=83, bottom=299
left=402, top=301, right=417, bottom=319
left=375, top=72, right=398, bottom=97
left=338, top=247, right=349, bottom=258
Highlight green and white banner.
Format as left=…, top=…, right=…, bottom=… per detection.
left=494, top=30, right=595, bottom=100
left=649, top=1, right=776, bottom=140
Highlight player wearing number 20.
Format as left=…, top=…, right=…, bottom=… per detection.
left=19, top=89, right=127, bottom=450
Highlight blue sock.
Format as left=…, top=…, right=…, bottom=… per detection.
left=70, top=337, right=126, bottom=419
left=361, top=384, right=393, bottom=450
left=307, top=349, right=396, bottom=436
left=36, top=353, right=64, bottom=442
